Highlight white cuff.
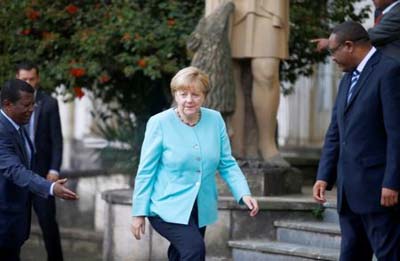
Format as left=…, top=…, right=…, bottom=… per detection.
left=50, top=182, right=56, bottom=196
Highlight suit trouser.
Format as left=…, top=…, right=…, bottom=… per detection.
left=0, top=246, right=20, bottom=261
left=32, top=194, right=63, bottom=261
left=148, top=201, right=206, bottom=261
left=339, top=197, right=400, bottom=261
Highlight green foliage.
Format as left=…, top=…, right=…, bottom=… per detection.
left=0, top=0, right=204, bottom=117
left=312, top=204, right=325, bottom=220
left=92, top=109, right=144, bottom=174
left=0, top=0, right=204, bottom=173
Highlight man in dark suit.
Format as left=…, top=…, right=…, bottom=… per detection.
left=369, top=0, right=400, bottom=62
left=16, top=61, right=64, bottom=261
left=313, top=21, right=400, bottom=260
left=0, top=79, right=78, bottom=261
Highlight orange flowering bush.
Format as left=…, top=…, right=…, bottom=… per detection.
left=26, top=8, right=40, bottom=21
left=0, top=0, right=203, bottom=116
left=65, top=4, right=78, bottom=15
left=73, top=87, right=85, bottom=99
left=70, top=68, right=86, bottom=78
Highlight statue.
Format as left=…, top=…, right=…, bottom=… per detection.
left=205, top=0, right=290, bottom=166
left=187, top=2, right=236, bottom=116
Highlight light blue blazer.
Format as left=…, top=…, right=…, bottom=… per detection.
left=131, top=107, right=251, bottom=227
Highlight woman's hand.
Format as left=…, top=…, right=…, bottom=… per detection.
left=242, top=195, right=259, bottom=217
left=131, top=216, right=146, bottom=240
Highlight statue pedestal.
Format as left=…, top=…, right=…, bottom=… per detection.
left=218, top=159, right=303, bottom=196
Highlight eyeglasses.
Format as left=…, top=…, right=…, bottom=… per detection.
left=328, top=43, right=344, bottom=55
left=327, top=36, right=369, bottom=55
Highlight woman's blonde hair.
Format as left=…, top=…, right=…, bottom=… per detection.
left=170, top=66, right=210, bottom=96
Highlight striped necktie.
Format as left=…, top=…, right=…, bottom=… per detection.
left=374, top=13, right=383, bottom=25
left=18, top=127, right=32, bottom=166
left=347, top=70, right=360, bottom=103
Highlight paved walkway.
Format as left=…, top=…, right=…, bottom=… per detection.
left=21, top=242, right=102, bottom=261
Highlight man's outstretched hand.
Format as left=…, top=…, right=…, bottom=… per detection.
left=53, top=178, right=79, bottom=200
left=310, top=38, right=329, bottom=52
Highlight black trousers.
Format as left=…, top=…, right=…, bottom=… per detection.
left=339, top=197, right=400, bottom=261
left=0, top=246, right=20, bottom=261
left=148, top=202, right=206, bottom=261
left=32, top=194, right=63, bottom=261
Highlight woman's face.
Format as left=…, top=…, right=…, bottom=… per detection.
left=174, top=87, right=205, bottom=117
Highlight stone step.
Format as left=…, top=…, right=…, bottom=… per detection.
left=323, top=202, right=339, bottom=224
left=229, top=239, right=339, bottom=261
left=206, top=257, right=232, bottom=261
left=275, top=220, right=341, bottom=249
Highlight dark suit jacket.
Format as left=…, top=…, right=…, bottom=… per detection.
left=317, top=51, right=400, bottom=214
left=0, top=112, right=51, bottom=248
left=31, top=90, right=63, bottom=177
left=369, top=3, right=400, bottom=62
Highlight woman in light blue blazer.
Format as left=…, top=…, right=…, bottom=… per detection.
left=131, top=67, right=259, bottom=261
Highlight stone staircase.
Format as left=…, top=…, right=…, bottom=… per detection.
left=228, top=202, right=341, bottom=260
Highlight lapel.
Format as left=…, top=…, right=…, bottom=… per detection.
left=337, top=73, right=351, bottom=125
left=34, top=90, right=44, bottom=134
left=344, top=51, right=381, bottom=113
left=0, top=112, right=30, bottom=167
